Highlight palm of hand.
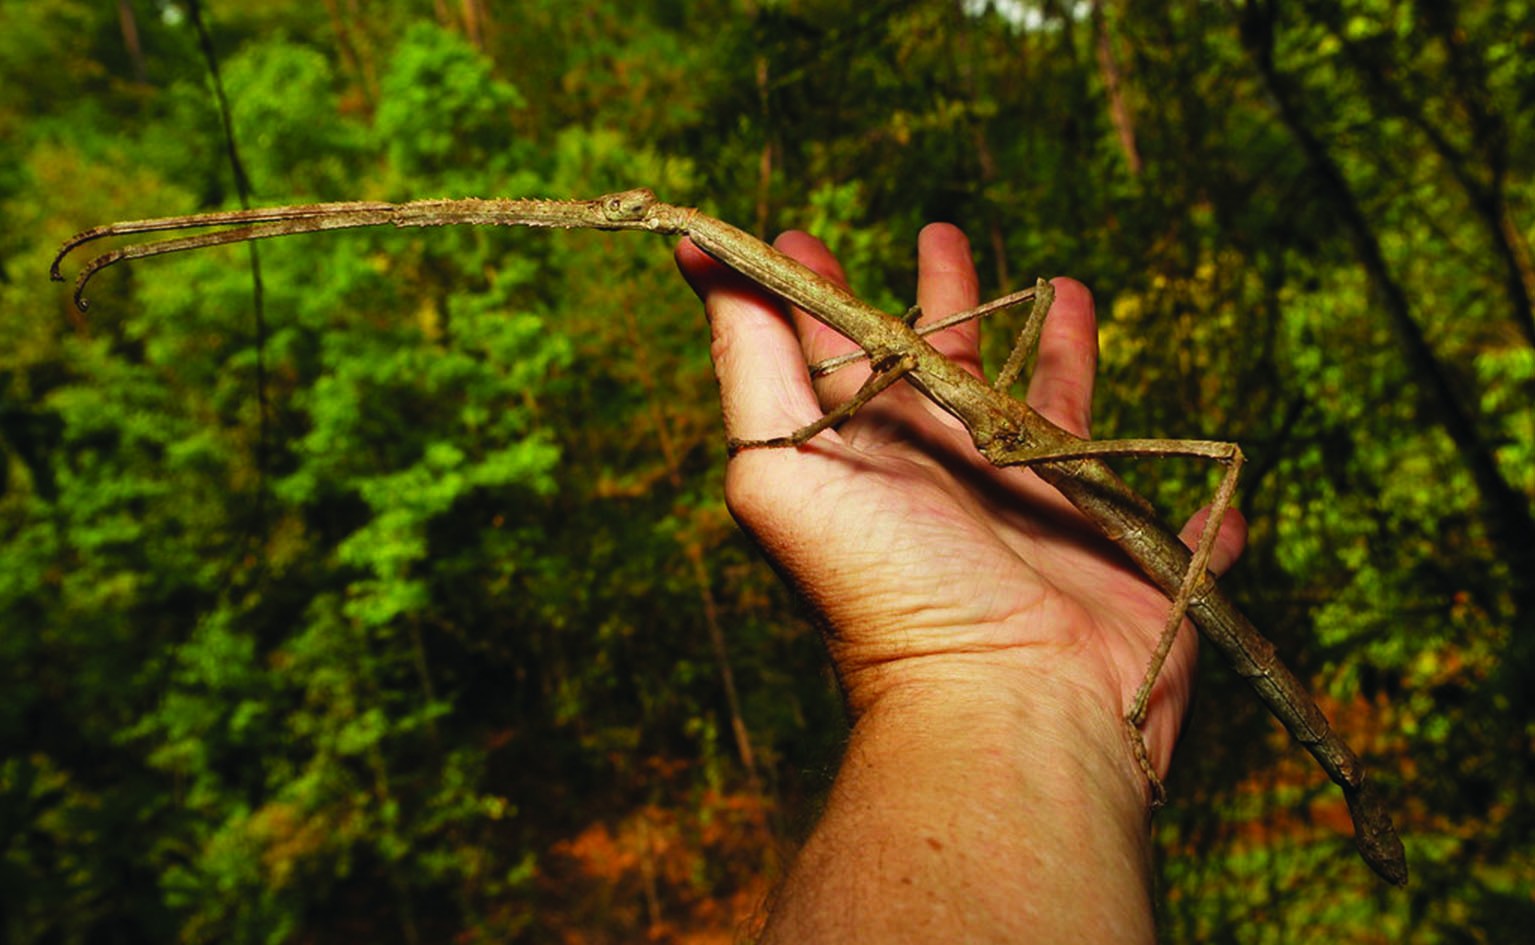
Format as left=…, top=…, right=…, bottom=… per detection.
left=677, top=225, right=1243, bottom=778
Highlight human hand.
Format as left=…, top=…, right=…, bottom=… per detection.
left=675, top=224, right=1245, bottom=792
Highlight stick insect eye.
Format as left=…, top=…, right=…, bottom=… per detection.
left=602, top=189, right=656, bottom=221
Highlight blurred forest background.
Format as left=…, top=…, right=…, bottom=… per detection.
left=3, top=0, right=1533, bottom=942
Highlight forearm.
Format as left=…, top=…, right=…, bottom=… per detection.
left=759, top=656, right=1157, bottom=944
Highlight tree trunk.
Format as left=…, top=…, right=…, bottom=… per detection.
left=1092, top=0, right=1143, bottom=176
left=116, top=0, right=147, bottom=84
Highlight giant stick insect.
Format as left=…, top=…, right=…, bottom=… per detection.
left=52, top=188, right=1408, bottom=885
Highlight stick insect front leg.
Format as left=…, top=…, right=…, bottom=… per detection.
left=728, top=353, right=917, bottom=454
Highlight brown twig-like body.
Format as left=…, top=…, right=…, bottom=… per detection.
left=51, top=188, right=1407, bottom=885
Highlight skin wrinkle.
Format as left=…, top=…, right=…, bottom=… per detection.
left=709, top=326, right=819, bottom=443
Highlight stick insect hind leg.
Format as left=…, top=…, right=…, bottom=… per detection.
left=980, top=280, right=1247, bottom=804
left=986, top=433, right=1245, bottom=805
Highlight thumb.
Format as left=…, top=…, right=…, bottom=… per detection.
left=674, top=237, right=825, bottom=446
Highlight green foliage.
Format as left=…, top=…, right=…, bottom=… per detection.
left=221, top=40, right=364, bottom=198
left=1, top=0, right=1532, bottom=942
left=375, top=23, right=529, bottom=191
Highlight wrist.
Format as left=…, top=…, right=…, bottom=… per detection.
left=845, top=649, right=1157, bottom=814
left=763, top=651, right=1158, bottom=943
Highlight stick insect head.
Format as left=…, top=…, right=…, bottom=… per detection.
left=600, top=188, right=658, bottom=222
left=595, top=188, right=694, bottom=234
